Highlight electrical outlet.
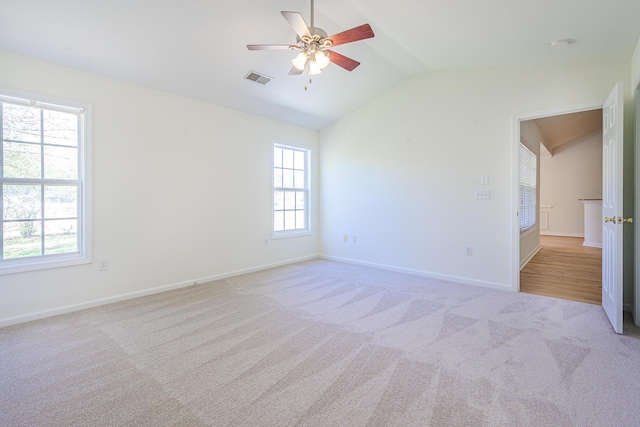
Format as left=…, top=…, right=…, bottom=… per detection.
left=343, top=234, right=348, bottom=243
left=351, top=235, right=357, bottom=244
left=98, top=259, right=109, bottom=271
left=474, top=190, right=490, bottom=200
left=465, top=247, right=473, bottom=256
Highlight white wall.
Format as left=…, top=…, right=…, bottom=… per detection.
left=1, top=49, right=637, bottom=326
left=519, top=120, right=542, bottom=268
left=319, top=62, right=633, bottom=296
left=540, top=131, right=603, bottom=237
left=0, top=50, right=319, bottom=326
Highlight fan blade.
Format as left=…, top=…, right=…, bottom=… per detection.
left=281, top=11, right=311, bottom=39
left=327, top=24, right=374, bottom=47
left=328, top=50, right=360, bottom=71
left=247, top=44, right=294, bottom=50
left=288, top=67, right=303, bottom=76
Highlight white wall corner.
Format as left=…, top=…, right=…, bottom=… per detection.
left=319, top=254, right=511, bottom=292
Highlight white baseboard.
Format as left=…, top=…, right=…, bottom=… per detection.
left=0, top=255, right=318, bottom=328
left=583, top=242, right=602, bottom=248
left=4, top=253, right=622, bottom=329
left=319, top=254, right=510, bottom=292
left=540, top=232, right=584, bottom=238
left=520, top=245, right=541, bottom=271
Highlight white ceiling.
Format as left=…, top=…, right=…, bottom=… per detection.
left=1, top=0, right=639, bottom=129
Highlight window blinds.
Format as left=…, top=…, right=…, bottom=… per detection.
left=519, top=143, right=536, bottom=232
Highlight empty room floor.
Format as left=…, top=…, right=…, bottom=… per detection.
left=2, top=259, right=640, bottom=425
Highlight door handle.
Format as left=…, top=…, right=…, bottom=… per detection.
left=618, top=217, right=634, bottom=224
left=605, top=216, right=617, bottom=223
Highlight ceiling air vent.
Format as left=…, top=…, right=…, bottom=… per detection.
left=244, top=71, right=272, bottom=85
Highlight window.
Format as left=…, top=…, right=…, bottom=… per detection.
left=273, top=143, right=309, bottom=235
left=0, top=88, right=91, bottom=274
left=519, top=142, right=536, bottom=232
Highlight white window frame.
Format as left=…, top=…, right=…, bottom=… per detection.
left=0, top=87, right=92, bottom=275
left=519, top=141, right=536, bottom=234
left=272, top=142, right=311, bottom=238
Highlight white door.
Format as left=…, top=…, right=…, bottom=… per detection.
left=602, top=82, right=624, bottom=334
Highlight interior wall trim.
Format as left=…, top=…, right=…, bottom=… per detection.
left=319, top=254, right=510, bottom=292
left=0, top=255, right=318, bottom=328
left=520, top=245, right=541, bottom=271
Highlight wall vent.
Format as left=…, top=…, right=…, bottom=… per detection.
left=244, top=71, right=272, bottom=85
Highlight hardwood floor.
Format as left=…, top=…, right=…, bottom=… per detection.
left=520, top=235, right=602, bottom=305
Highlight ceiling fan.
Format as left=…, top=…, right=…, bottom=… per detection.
left=246, top=0, right=375, bottom=76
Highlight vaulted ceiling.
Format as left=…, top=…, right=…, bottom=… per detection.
left=535, top=109, right=603, bottom=154
left=1, top=0, right=639, bottom=129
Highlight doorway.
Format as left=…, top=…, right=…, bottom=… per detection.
left=512, top=101, right=604, bottom=296
left=519, top=110, right=603, bottom=304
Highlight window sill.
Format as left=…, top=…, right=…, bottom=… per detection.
left=272, top=230, right=313, bottom=240
left=0, top=254, right=91, bottom=276
left=520, top=226, right=538, bottom=238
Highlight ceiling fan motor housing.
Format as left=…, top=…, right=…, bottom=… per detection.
left=308, top=27, right=327, bottom=38
left=296, top=27, right=331, bottom=47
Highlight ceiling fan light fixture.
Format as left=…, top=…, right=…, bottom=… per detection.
left=314, top=51, right=330, bottom=69
left=309, top=59, right=322, bottom=75
left=292, top=51, right=308, bottom=70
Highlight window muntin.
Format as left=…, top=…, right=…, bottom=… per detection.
left=519, top=142, right=536, bottom=232
left=0, top=89, right=90, bottom=273
left=273, top=144, right=309, bottom=235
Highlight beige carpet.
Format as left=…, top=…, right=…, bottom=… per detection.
left=1, top=259, right=640, bottom=426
